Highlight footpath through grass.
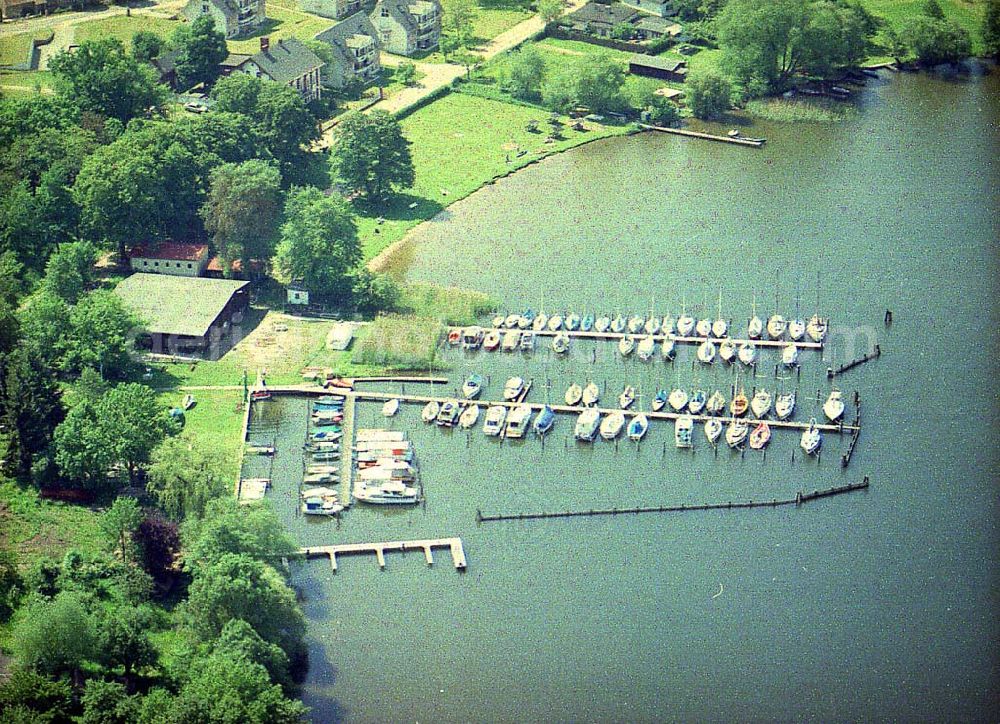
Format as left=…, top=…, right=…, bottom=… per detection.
left=72, top=15, right=183, bottom=51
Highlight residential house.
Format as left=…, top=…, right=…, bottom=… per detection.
left=220, top=37, right=325, bottom=102
left=369, top=0, right=441, bottom=56
left=633, top=16, right=681, bottom=41
left=313, top=12, right=382, bottom=88
left=621, top=0, right=679, bottom=18
left=181, top=0, right=267, bottom=39
left=627, top=54, right=687, bottom=82
left=128, top=242, right=210, bottom=277
left=299, top=0, right=363, bottom=20
left=560, top=2, right=640, bottom=38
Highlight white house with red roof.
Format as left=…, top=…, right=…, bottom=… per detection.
left=129, top=242, right=211, bottom=277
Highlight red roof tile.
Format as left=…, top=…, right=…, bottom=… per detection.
left=130, top=242, right=209, bottom=262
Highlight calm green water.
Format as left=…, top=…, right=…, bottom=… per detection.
left=258, top=68, right=999, bottom=722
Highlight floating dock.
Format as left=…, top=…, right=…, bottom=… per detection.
left=300, top=537, right=467, bottom=572
left=639, top=123, right=766, bottom=147
left=476, top=479, right=870, bottom=522
left=828, top=345, right=881, bottom=378
left=453, top=327, right=823, bottom=350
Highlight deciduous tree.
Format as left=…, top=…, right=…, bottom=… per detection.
left=898, top=14, right=971, bottom=65
left=333, top=110, right=414, bottom=199
left=81, top=679, right=141, bottom=724
left=537, top=0, right=564, bottom=25
left=686, top=67, right=732, bottom=119
left=131, top=31, right=164, bottom=63
left=1, top=347, right=64, bottom=479
left=10, top=591, right=95, bottom=678
left=502, top=45, right=546, bottom=101
left=62, top=290, right=141, bottom=379
left=100, top=497, right=143, bottom=564
left=574, top=52, right=626, bottom=114
left=172, top=15, right=229, bottom=91
left=147, top=436, right=229, bottom=520
left=182, top=498, right=297, bottom=569
left=95, top=605, right=156, bottom=683
left=985, top=0, right=1000, bottom=57
left=41, top=240, right=97, bottom=304
left=442, top=0, right=478, bottom=48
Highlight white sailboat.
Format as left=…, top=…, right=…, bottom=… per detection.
left=696, top=339, right=716, bottom=364
left=637, top=335, right=655, bottom=360
left=600, top=411, right=625, bottom=440
left=627, top=413, right=649, bottom=441
left=668, top=388, right=688, bottom=412
left=719, top=339, right=736, bottom=364
left=618, top=335, right=635, bottom=357
left=775, top=391, right=796, bottom=420
left=781, top=343, right=799, bottom=367
left=695, top=318, right=712, bottom=337
left=823, top=390, right=845, bottom=421
left=748, top=293, right=763, bottom=339
left=594, top=315, right=611, bottom=333
left=565, top=383, right=583, bottom=406
left=677, top=299, right=695, bottom=337
left=738, top=341, right=757, bottom=366
left=582, top=382, right=600, bottom=406
left=618, top=385, right=636, bottom=409
left=458, top=403, right=479, bottom=429
left=661, top=336, right=676, bottom=360
left=706, top=390, right=726, bottom=415
left=750, top=389, right=771, bottom=418
left=552, top=332, right=570, bottom=354
left=807, top=315, right=828, bottom=342
left=574, top=408, right=600, bottom=441
left=547, top=314, right=563, bottom=331
left=767, top=314, right=787, bottom=340
left=800, top=418, right=822, bottom=454
left=712, top=291, right=728, bottom=338
left=726, top=420, right=749, bottom=448
left=627, top=315, right=644, bottom=334
left=532, top=312, right=548, bottom=331
left=610, top=314, right=626, bottom=333
left=704, top=418, right=723, bottom=443
left=421, top=400, right=439, bottom=422
left=382, top=398, right=400, bottom=417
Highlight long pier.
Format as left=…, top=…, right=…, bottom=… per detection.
left=348, top=389, right=858, bottom=434
left=828, top=345, right=881, bottom=378
left=476, top=479, right=870, bottom=522
left=299, top=537, right=467, bottom=571
left=453, top=326, right=823, bottom=350
left=639, top=123, right=766, bottom=147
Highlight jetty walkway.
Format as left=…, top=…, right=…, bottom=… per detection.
left=451, top=326, right=823, bottom=350
left=300, top=538, right=467, bottom=571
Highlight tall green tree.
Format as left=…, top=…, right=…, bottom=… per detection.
left=275, top=186, right=360, bottom=300
left=898, top=14, right=971, bottom=65
left=538, top=0, right=564, bottom=25
left=502, top=45, right=546, bottom=101
left=172, top=15, right=229, bottom=91
left=686, top=67, right=732, bottom=119
left=147, top=436, right=229, bottom=520
left=182, top=498, right=297, bottom=569
left=17, top=291, right=69, bottom=371
left=1, top=347, right=64, bottom=479
left=41, top=240, right=97, bottom=304
left=10, top=591, right=95, bottom=678
left=81, top=679, right=142, bottom=724
left=131, top=31, right=164, bottom=63
left=442, top=0, right=478, bottom=48
left=100, top=497, right=143, bottom=564
left=200, top=159, right=283, bottom=277
left=333, top=110, right=414, bottom=199
left=62, top=290, right=141, bottom=379
left=53, top=401, right=117, bottom=491
left=214, top=618, right=293, bottom=692
left=95, top=605, right=156, bottom=685
left=574, top=52, right=627, bottom=114
left=0, top=670, right=74, bottom=722
left=49, top=38, right=167, bottom=123
left=985, top=0, right=1000, bottom=57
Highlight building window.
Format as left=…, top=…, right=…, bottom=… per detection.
left=154, top=261, right=159, bottom=267
left=381, top=7, right=389, bottom=16
left=188, top=263, right=193, bottom=269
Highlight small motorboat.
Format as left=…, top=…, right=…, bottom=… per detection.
left=516, top=315, right=531, bottom=330
left=353, top=481, right=419, bottom=505
left=458, top=404, right=479, bottom=429
left=719, top=339, right=736, bottom=364
left=483, top=329, right=501, bottom=351
left=726, top=420, right=749, bottom=448
left=421, top=400, right=440, bottom=422
left=823, top=390, right=845, bottom=421
left=627, top=413, right=649, bottom=441
left=462, top=373, right=484, bottom=399
left=750, top=389, right=771, bottom=418
left=800, top=418, right=822, bottom=454
left=447, top=328, right=461, bottom=345
left=660, top=316, right=675, bottom=335
left=688, top=389, right=707, bottom=415
left=501, top=329, right=521, bottom=352
left=574, top=408, right=600, bottom=441
left=552, top=333, right=570, bottom=354
left=775, top=391, right=796, bottom=420
left=644, top=316, right=661, bottom=335
left=594, top=316, right=611, bottom=333
left=302, top=495, right=343, bottom=516
left=483, top=405, right=507, bottom=436
left=565, top=383, right=583, bottom=406
left=749, top=421, right=771, bottom=450
left=520, top=331, right=535, bottom=351
left=748, top=315, right=764, bottom=339
left=788, top=319, right=806, bottom=341
left=730, top=388, right=749, bottom=416
left=533, top=405, right=555, bottom=436
left=696, top=340, right=716, bottom=364
left=547, top=314, right=564, bottom=331
left=738, top=342, right=757, bottom=366
left=382, top=398, right=400, bottom=417
left=806, top=315, right=828, bottom=342
left=315, top=395, right=344, bottom=406
left=310, top=430, right=342, bottom=443
left=600, top=410, right=625, bottom=440
left=250, top=389, right=272, bottom=402
left=435, top=399, right=460, bottom=426
left=491, top=313, right=505, bottom=328
left=582, top=382, right=600, bottom=406
left=182, top=394, right=196, bottom=410
left=504, top=404, right=533, bottom=438
left=581, top=315, right=594, bottom=332
left=704, top=418, right=723, bottom=443
left=521, top=309, right=536, bottom=327
left=618, top=335, right=635, bottom=357
left=461, top=326, right=485, bottom=349
left=627, top=315, right=644, bottom=334
left=503, top=376, right=525, bottom=401
left=533, top=313, right=548, bottom=331
left=695, top=319, right=712, bottom=337
left=781, top=343, right=799, bottom=367
left=767, top=314, right=787, bottom=339
left=668, top=388, right=688, bottom=412
left=618, top=385, right=635, bottom=409
left=610, top=315, right=626, bottom=333
left=706, top=390, right=726, bottom=415
left=637, top=335, right=655, bottom=360
left=565, top=313, right=581, bottom=331
left=674, top=416, right=693, bottom=448
left=712, top=318, right=728, bottom=338
left=651, top=389, right=668, bottom=412
left=504, top=313, right=520, bottom=329
left=661, top=336, right=676, bottom=360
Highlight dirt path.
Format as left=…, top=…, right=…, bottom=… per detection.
left=37, top=23, right=73, bottom=70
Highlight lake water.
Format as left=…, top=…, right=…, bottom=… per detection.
left=259, top=67, right=999, bottom=722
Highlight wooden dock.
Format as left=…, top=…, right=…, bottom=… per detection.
left=476, top=478, right=870, bottom=522
left=349, top=389, right=858, bottom=434
left=639, top=123, right=766, bottom=147
left=453, top=326, right=823, bottom=350
left=828, top=345, right=881, bottom=378
left=300, top=537, right=467, bottom=572
left=338, top=394, right=355, bottom=502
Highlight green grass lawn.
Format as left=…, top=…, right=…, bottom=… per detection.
left=227, top=4, right=336, bottom=53
left=469, top=5, right=533, bottom=44
left=0, top=69, right=55, bottom=95
left=160, top=388, right=247, bottom=482
left=0, top=31, right=38, bottom=67
left=353, top=92, right=630, bottom=260
left=0, top=479, right=104, bottom=564
left=72, top=15, right=184, bottom=51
